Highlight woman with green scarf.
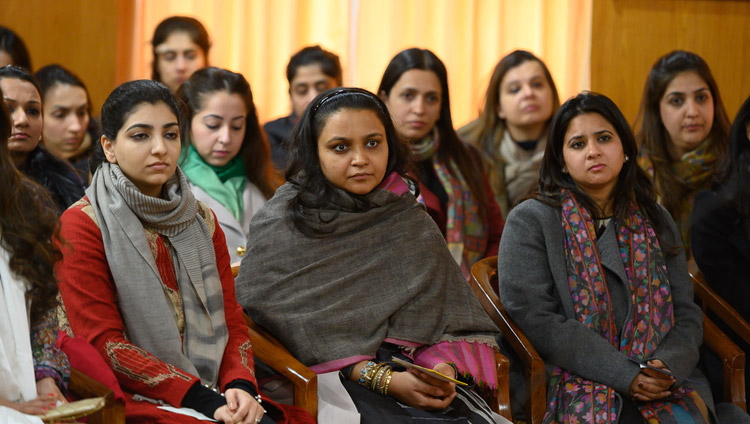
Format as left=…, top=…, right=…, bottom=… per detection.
left=178, top=67, right=282, bottom=264
left=635, top=50, right=730, bottom=256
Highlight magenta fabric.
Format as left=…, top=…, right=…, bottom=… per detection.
left=413, top=340, right=497, bottom=391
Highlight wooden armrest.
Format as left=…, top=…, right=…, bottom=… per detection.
left=471, top=257, right=546, bottom=424
left=687, top=260, right=750, bottom=345
left=703, top=315, right=747, bottom=412
left=69, top=368, right=125, bottom=424
left=492, top=350, right=512, bottom=421
left=243, top=314, right=318, bottom=418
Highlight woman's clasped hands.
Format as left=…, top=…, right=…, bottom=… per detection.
left=213, top=388, right=265, bottom=424
left=629, top=359, right=676, bottom=402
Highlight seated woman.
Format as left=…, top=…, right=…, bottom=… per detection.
left=35, top=64, right=99, bottom=185
left=0, top=89, right=69, bottom=418
left=378, top=48, right=503, bottom=278
left=459, top=50, right=560, bottom=218
left=55, top=79, right=312, bottom=423
left=0, top=65, right=84, bottom=213
left=152, top=16, right=210, bottom=93
left=635, top=50, right=730, bottom=255
left=498, top=92, right=717, bottom=422
left=236, top=87, right=503, bottom=423
left=691, top=95, right=750, bottom=396
left=177, top=67, right=282, bottom=264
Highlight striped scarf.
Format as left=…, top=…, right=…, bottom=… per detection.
left=544, top=189, right=708, bottom=423
left=86, top=163, right=228, bottom=388
left=411, top=130, right=488, bottom=278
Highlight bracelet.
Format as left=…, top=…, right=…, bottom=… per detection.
left=381, top=368, right=393, bottom=396
left=358, top=361, right=376, bottom=385
left=359, top=361, right=381, bottom=388
left=371, top=365, right=388, bottom=391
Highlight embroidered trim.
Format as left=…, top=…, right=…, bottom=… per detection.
left=106, top=341, right=192, bottom=386
left=162, top=284, right=185, bottom=337
left=238, top=340, right=255, bottom=376
left=144, top=230, right=160, bottom=261
left=196, top=201, right=216, bottom=235
left=78, top=202, right=100, bottom=227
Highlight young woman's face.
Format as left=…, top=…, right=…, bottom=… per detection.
left=317, top=108, right=389, bottom=195
left=1, top=77, right=42, bottom=166
left=498, top=60, right=554, bottom=138
left=289, top=63, right=338, bottom=117
left=155, top=31, right=206, bottom=92
left=562, top=113, right=625, bottom=199
left=42, top=83, right=90, bottom=161
left=659, top=71, right=714, bottom=159
left=190, top=91, right=247, bottom=167
left=382, top=69, right=441, bottom=142
left=102, top=102, right=181, bottom=197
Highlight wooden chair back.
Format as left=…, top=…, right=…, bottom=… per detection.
left=470, top=256, right=546, bottom=424
left=687, top=259, right=748, bottom=411
left=687, top=259, right=750, bottom=345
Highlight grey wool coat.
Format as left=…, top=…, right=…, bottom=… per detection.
left=497, top=198, right=714, bottom=416
left=188, top=181, right=266, bottom=264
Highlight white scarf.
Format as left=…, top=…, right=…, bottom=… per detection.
left=498, top=130, right=546, bottom=205
left=0, top=245, right=37, bottom=402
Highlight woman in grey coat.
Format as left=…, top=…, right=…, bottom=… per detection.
left=497, top=92, right=722, bottom=423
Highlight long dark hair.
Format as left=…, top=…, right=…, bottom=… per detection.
left=378, top=48, right=490, bottom=218
left=90, top=80, right=184, bottom=174
left=151, top=16, right=210, bottom=83
left=539, top=91, right=674, bottom=246
left=177, top=67, right=281, bottom=199
left=0, top=87, right=61, bottom=325
left=715, top=95, right=750, bottom=224
left=463, top=50, right=560, bottom=153
left=634, top=50, right=730, bottom=220
left=286, top=87, right=412, bottom=237
left=0, top=26, right=32, bottom=71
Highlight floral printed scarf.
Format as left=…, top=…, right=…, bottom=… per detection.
left=411, top=130, right=488, bottom=278
left=543, top=189, right=708, bottom=423
left=637, top=139, right=716, bottom=254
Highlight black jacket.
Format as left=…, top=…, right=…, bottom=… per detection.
left=23, top=146, right=85, bottom=214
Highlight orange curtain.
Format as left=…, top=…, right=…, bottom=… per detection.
left=122, top=0, right=591, bottom=127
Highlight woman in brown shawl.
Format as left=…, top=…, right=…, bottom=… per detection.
left=235, top=87, right=504, bottom=423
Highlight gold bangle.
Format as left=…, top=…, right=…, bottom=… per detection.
left=382, top=368, right=393, bottom=396
left=370, top=364, right=388, bottom=391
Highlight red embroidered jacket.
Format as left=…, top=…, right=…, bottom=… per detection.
left=56, top=197, right=256, bottom=407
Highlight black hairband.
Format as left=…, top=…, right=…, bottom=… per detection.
left=311, top=89, right=381, bottom=114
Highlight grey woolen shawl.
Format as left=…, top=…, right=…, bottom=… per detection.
left=235, top=182, right=499, bottom=367
left=86, top=163, right=228, bottom=387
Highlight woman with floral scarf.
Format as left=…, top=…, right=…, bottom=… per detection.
left=497, top=92, right=748, bottom=423
left=635, top=50, right=730, bottom=256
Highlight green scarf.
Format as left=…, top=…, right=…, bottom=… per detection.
left=182, top=144, right=246, bottom=221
